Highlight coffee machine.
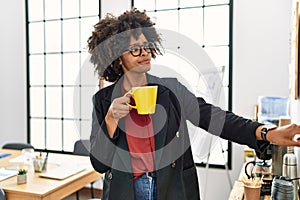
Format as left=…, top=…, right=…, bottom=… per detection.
left=254, top=142, right=273, bottom=196
left=256, top=96, right=290, bottom=196
left=257, top=96, right=290, bottom=176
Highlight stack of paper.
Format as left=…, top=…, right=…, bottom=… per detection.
left=0, top=168, right=18, bottom=181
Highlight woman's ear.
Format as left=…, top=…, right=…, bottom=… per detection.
left=119, top=57, right=123, bottom=66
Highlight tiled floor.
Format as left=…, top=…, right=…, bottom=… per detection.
left=63, top=188, right=102, bottom=200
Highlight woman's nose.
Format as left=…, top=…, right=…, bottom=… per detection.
left=140, top=47, right=149, bottom=56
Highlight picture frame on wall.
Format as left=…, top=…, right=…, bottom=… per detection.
left=290, top=1, right=300, bottom=100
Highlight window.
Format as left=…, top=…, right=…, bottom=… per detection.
left=27, top=0, right=232, bottom=168
left=134, top=0, right=232, bottom=168
left=26, top=0, right=100, bottom=152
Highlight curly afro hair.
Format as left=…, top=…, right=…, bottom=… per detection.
left=87, top=8, right=162, bottom=82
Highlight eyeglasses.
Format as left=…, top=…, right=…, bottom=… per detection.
left=126, top=42, right=154, bottom=57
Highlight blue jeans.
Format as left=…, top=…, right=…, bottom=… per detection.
left=134, top=172, right=157, bottom=200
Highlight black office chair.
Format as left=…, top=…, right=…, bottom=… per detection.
left=2, top=143, right=34, bottom=150
left=73, top=140, right=95, bottom=199
left=73, top=140, right=90, bottom=156
left=0, top=188, right=6, bottom=200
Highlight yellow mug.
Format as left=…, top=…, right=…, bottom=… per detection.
left=125, top=85, right=158, bottom=114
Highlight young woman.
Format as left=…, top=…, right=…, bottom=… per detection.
left=88, top=8, right=300, bottom=200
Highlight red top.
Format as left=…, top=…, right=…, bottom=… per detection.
left=125, top=97, right=155, bottom=180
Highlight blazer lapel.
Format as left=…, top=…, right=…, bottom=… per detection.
left=102, top=81, right=133, bottom=173
left=151, top=84, right=170, bottom=168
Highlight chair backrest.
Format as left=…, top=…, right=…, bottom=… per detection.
left=2, top=143, right=34, bottom=150
left=0, top=188, right=6, bottom=200
left=73, top=140, right=90, bottom=156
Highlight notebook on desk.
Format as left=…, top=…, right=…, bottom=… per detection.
left=0, top=168, right=18, bottom=181
left=39, top=165, right=86, bottom=180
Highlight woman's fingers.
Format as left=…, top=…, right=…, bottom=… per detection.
left=277, top=124, right=300, bottom=146
left=110, top=96, right=131, bottom=120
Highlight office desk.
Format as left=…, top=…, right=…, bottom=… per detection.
left=0, top=149, right=102, bottom=200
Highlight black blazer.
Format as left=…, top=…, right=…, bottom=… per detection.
left=90, top=74, right=264, bottom=200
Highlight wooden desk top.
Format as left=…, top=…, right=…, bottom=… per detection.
left=0, top=149, right=102, bottom=200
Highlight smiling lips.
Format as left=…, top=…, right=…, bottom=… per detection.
left=139, top=59, right=150, bottom=65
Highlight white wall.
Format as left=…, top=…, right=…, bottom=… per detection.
left=233, top=0, right=292, bottom=118
left=0, top=0, right=27, bottom=147
left=231, top=0, right=292, bottom=198
left=0, top=0, right=294, bottom=199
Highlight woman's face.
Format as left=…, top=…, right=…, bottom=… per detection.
left=120, top=33, right=152, bottom=74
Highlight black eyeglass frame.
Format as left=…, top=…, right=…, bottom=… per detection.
left=126, top=42, right=155, bottom=57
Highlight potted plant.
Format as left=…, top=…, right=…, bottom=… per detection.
left=17, top=169, right=27, bottom=184
left=245, top=152, right=255, bottom=162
